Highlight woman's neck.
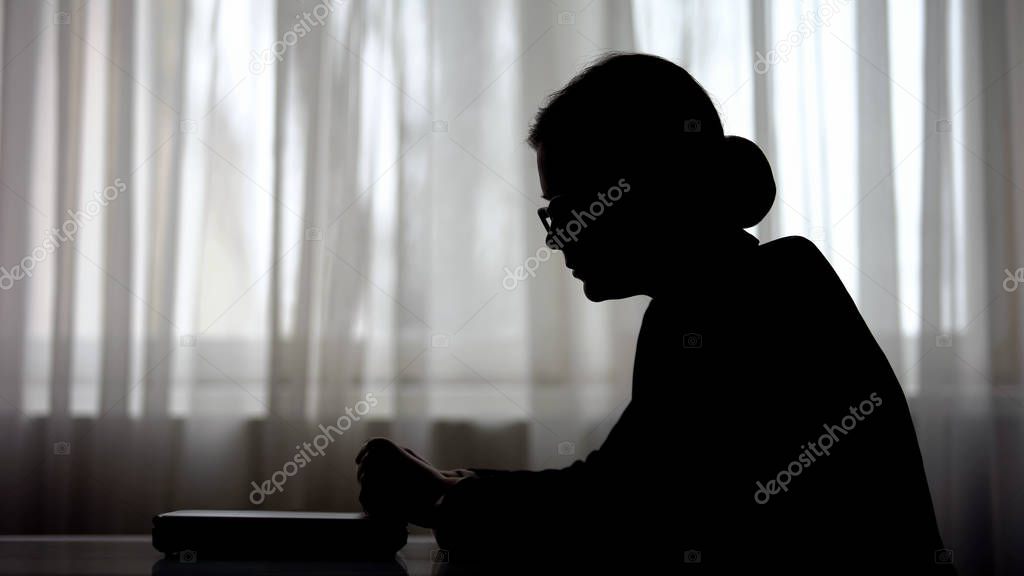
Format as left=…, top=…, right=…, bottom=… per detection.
left=646, top=228, right=758, bottom=299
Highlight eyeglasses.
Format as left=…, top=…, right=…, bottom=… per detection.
left=537, top=194, right=565, bottom=235
left=538, top=196, right=573, bottom=251
left=537, top=205, right=554, bottom=234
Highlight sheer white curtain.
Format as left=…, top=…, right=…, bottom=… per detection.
left=1, top=0, right=1022, bottom=573
left=0, top=0, right=642, bottom=534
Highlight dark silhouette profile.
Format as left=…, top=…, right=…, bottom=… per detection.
left=357, top=53, right=951, bottom=572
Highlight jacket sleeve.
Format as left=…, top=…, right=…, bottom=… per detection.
left=431, top=458, right=589, bottom=548
left=431, top=408, right=635, bottom=556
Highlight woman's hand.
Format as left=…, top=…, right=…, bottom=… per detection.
left=355, top=438, right=466, bottom=527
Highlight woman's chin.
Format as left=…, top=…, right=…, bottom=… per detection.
left=580, top=276, right=636, bottom=302
left=582, top=281, right=608, bottom=302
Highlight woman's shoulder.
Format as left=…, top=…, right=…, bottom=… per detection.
left=757, top=235, right=829, bottom=269
left=754, top=236, right=872, bottom=342
left=756, top=236, right=844, bottom=295
left=642, top=234, right=847, bottom=321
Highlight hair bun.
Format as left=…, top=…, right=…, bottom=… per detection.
left=719, top=135, right=775, bottom=228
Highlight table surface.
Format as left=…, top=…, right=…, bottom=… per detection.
left=0, top=535, right=457, bottom=576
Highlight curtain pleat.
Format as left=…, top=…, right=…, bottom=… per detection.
left=41, top=0, right=87, bottom=534
left=749, top=0, right=777, bottom=241
left=0, top=0, right=41, bottom=537
left=98, top=0, right=134, bottom=416
left=855, top=0, right=903, bottom=372
left=142, top=0, right=188, bottom=419
left=390, top=0, right=432, bottom=458
left=316, top=0, right=367, bottom=418
left=0, top=0, right=39, bottom=418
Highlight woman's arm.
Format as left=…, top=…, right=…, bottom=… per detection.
left=431, top=458, right=599, bottom=553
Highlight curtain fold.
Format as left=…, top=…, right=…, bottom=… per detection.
left=855, top=0, right=902, bottom=373
left=98, top=0, right=133, bottom=417
left=0, top=0, right=39, bottom=418
left=140, top=0, right=187, bottom=418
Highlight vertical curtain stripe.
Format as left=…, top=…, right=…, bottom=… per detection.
left=855, top=0, right=903, bottom=373
left=99, top=0, right=135, bottom=415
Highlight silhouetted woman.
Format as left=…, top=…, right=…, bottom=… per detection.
left=356, top=53, right=951, bottom=573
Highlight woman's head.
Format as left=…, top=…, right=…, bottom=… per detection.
left=530, top=53, right=774, bottom=301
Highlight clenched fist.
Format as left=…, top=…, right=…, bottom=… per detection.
left=355, top=438, right=473, bottom=527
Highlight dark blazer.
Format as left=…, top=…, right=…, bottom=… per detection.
left=433, top=234, right=950, bottom=573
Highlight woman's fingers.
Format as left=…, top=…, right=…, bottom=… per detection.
left=358, top=484, right=380, bottom=513
left=356, top=437, right=399, bottom=465
left=356, top=437, right=423, bottom=519
left=403, top=447, right=429, bottom=464
left=355, top=439, right=378, bottom=464
left=358, top=474, right=408, bottom=520
left=357, top=450, right=399, bottom=485
left=357, top=453, right=385, bottom=483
